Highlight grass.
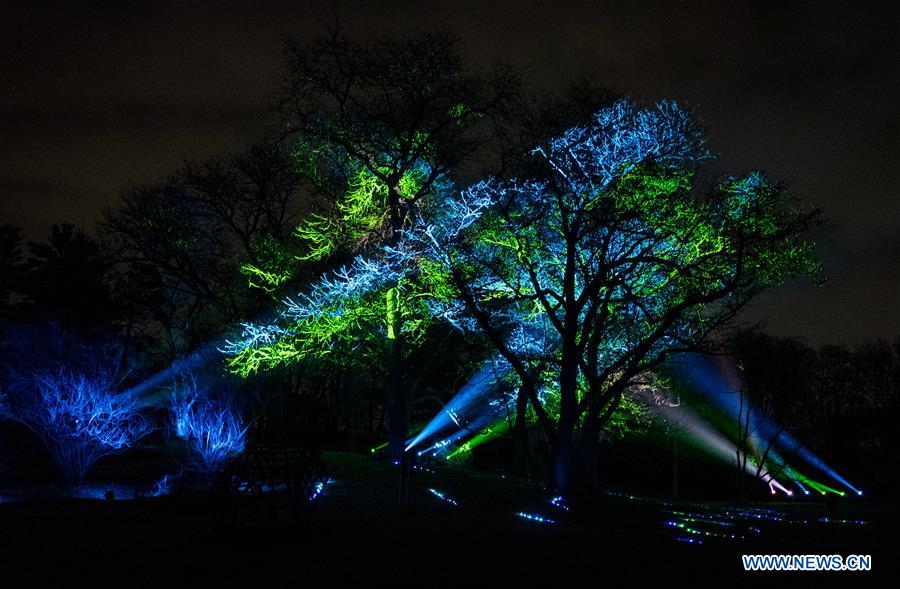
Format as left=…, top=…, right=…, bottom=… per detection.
left=0, top=450, right=893, bottom=583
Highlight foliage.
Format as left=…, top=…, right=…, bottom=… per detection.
left=0, top=368, right=151, bottom=480
left=168, top=376, right=248, bottom=473
left=101, top=140, right=303, bottom=356
left=0, top=224, right=23, bottom=310
left=401, top=98, right=819, bottom=489
left=19, top=224, right=115, bottom=328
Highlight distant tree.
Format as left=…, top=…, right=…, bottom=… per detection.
left=732, top=330, right=817, bottom=496
left=17, top=223, right=115, bottom=329
left=101, top=140, right=304, bottom=358
left=732, top=332, right=900, bottom=496
left=0, top=224, right=23, bottom=312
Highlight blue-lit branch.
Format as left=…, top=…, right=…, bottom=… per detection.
left=168, top=379, right=248, bottom=473
left=222, top=175, right=499, bottom=359
left=0, top=369, right=152, bottom=480
left=532, top=99, right=707, bottom=192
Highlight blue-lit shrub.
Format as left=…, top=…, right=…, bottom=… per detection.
left=168, top=378, right=248, bottom=473
left=0, top=368, right=151, bottom=480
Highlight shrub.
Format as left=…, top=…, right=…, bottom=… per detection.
left=168, top=377, right=248, bottom=473
left=0, top=368, right=151, bottom=480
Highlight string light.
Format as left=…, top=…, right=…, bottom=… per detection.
left=427, top=488, right=459, bottom=507
left=516, top=512, right=556, bottom=524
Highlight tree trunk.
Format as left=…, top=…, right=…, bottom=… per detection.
left=512, top=385, right=529, bottom=476
left=342, top=370, right=357, bottom=452
left=555, top=336, right=579, bottom=494
left=385, top=286, right=407, bottom=462
left=672, top=437, right=680, bottom=501
left=575, top=416, right=601, bottom=489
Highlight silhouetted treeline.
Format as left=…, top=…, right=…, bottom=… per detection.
left=734, top=330, right=900, bottom=497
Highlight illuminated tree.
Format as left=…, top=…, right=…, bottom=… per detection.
left=418, top=99, right=819, bottom=491
left=227, top=30, right=515, bottom=460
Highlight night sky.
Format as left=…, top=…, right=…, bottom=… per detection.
left=2, top=0, right=897, bottom=344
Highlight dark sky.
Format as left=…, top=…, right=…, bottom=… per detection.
left=1, top=1, right=898, bottom=344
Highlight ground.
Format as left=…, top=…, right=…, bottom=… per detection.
left=0, top=451, right=894, bottom=584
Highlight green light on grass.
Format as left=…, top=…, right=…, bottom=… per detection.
left=446, top=419, right=511, bottom=459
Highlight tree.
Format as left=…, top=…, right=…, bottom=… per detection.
left=0, top=225, right=23, bottom=313
left=229, top=29, right=516, bottom=461
left=101, top=140, right=304, bottom=359
left=730, top=330, right=815, bottom=497
left=17, top=224, right=115, bottom=329
left=423, top=99, right=819, bottom=492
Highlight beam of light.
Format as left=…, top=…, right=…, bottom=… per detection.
left=635, top=386, right=791, bottom=494
left=120, top=339, right=226, bottom=405
left=790, top=477, right=810, bottom=496
left=416, top=413, right=501, bottom=457
left=762, top=428, right=859, bottom=495
left=789, top=470, right=845, bottom=496
left=446, top=418, right=511, bottom=459
left=669, top=353, right=861, bottom=495
left=405, top=356, right=511, bottom=452
left=418, top=435, right=456, bottom=457
left=796, top=477, right=829, bottom=496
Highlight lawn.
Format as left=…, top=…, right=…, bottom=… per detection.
left=0, top=451, right=892, bottom=583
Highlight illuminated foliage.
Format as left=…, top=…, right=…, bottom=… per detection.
left=226, top=30, right=515, bottom=460
left=0, top=368, right=151, bottom=480
left=168, top=377, right=248, bottom=473
left=405, top=98, right=819, bottom=489
left=222, top=175, right=498, bottom=376
left=240, top=234, right=295, bottom=293
left=229, top=100, right=815, bottom=492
